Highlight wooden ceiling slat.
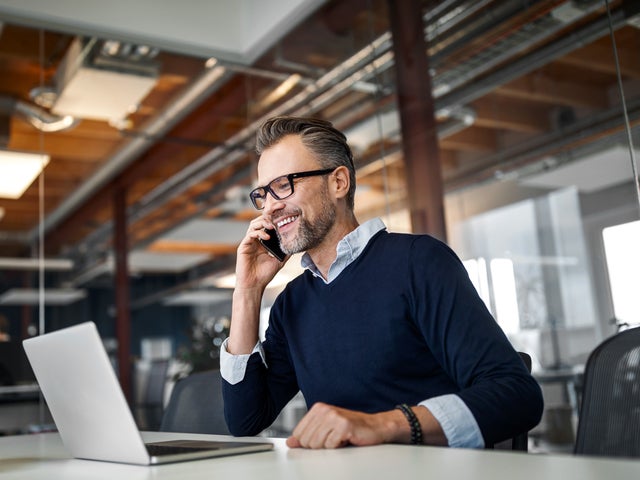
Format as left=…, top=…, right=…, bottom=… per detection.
left=440, top=127, right=498, bottom=153
left=496, top=73, right=609, bottom=110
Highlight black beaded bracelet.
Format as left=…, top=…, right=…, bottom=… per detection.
left=396, top=403, right=423, bottom=445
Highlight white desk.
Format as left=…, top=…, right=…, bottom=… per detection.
left=1, top=431, right=639, bottom=480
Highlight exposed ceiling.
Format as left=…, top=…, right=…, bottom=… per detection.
left=0, top=0, right=639, bottom=300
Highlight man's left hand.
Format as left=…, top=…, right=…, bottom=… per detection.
left=286, top=402, right=405, bottom=449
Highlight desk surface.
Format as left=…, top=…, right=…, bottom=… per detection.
left=1, top=431, right=639, bottom=480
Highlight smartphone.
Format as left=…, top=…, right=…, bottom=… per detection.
left=259, top=228, right=286, bottom=262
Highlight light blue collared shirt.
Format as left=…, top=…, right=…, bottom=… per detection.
left=220, top=217, right=483, bottom=448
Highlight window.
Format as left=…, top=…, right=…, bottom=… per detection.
left=603, top=220, right=640, bottom=327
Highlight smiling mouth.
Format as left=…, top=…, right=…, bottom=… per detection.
left=276, top=215, right=298, bottom=229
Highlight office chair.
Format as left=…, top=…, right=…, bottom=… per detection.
left=160, top=369, right=230, bottom=435
left=135, top=359, right=170, bottom=430
left=574, top=326, right=640, bottom=458
left=492, top=351, right=532, bottom=452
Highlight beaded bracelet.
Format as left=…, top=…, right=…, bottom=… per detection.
left=396, top=403, right=423, bottom=445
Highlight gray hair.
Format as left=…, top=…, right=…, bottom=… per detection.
left=256, top=116, right=356, bottom=210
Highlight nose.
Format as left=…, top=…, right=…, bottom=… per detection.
left=263, top=193, right=284, bottom=216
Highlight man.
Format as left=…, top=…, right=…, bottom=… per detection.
left=220, top=116, right=543, bottom=449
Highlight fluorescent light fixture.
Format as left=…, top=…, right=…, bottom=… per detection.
left=163, top=290, right=232, bottom=306
left=0, top=288, right=86, bottom=305
left=0, top=257, right=74, bottom=271
left=209, top=272, right=236, bottom=289
left=0, top=150, right=50, bottom=199
left=209, top=253, right=305, bottom=290
left=253, top=74, right=301, bottom=112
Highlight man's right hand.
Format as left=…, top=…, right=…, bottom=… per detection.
left=226, top=216, right=288, bottom=355
left=235, top=217, right=288, bottom=292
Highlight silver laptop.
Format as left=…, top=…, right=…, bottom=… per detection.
left=23, top=321, right=273, bottom=465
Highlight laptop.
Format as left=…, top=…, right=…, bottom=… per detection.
left=22, top=322, right=273, bottom=465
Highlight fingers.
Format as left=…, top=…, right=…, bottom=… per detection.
left=286, top=436, right=302, bottom=448
left=288, top=403, right=355, bottom=449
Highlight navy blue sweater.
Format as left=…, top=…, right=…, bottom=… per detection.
left=223, top=231, right=543, bottom=446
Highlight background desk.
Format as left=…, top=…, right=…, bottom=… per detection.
left=1, top=431, right=639, bottom=480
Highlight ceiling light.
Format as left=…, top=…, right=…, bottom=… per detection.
left=163, top=289, right=232, bottom=306
left=0, top=150, right=50, bottom=199
left=253, top=74, right=302, bottom=112
left=0, top=288, right=86, bottom=306
left=0, top=257, right=74, bottom=271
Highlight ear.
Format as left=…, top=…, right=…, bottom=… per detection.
left=331, top=166, right=351, bottom=201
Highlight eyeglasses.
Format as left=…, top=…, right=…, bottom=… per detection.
left=249, top=168, right=335, bottom=210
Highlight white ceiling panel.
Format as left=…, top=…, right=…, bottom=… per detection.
left=0, top=0, right=326, bottom=63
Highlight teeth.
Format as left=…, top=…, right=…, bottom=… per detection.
left=276, top=216, right=297, bottom=228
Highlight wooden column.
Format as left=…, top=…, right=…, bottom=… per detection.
left=113, top=186, right=132, bottom=402
left=387, top=0, right=447, bottom=241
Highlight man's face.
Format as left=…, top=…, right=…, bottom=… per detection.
left=257, top=135, right=336, bottom=255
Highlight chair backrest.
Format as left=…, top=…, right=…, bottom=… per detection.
left=159, top=369, right=230, bottom=435
left=492, top=351, right=532, bottom=452
left=135, top=359, right=169, bottom=430
left=145, top=359, right=170, bottom=406
left=574, top=326, right=640, bottom=458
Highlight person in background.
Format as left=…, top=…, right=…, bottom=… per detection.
left=220, top=116, right=543, bottom=449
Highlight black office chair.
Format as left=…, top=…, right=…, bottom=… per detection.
left=492, top=351, right=532, bottom=452
left=160, top=369, right=230, bottom=435
left=574, top=326, right=640, bottom=458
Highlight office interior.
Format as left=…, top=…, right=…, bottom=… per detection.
left=0, top=0, right=638, bottom=455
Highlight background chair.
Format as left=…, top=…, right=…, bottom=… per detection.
left=160, top=369, right=230, bottom=435
left=134, top=359, right=169, bottom=431
left=492, top=351, right=532, bottom=452
left=574, top=326, right=640, bottom=458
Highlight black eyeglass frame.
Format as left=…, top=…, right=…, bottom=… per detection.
left=249, top=168, right=336, bottom=210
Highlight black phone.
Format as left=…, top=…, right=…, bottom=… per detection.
left=259, top=228, right=286, bottom=262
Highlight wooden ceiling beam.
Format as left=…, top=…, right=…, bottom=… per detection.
left=440, top=127, right=498, bottom=152
left=471, top=97, right=550, bottom=133
left=496, top=73, right=609, bottom=110
left=147, top=240, right=238, bottom=256
left=9, top=130, right=119, bottom=161
left=557, top=38, right=640, bottom=79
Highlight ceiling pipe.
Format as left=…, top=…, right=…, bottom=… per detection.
left=446, top=96, right=640, bottom=191
left=0, top=95, right=78, bottom=132
left=14, top=99, right=78, bottom=132
left=435, top=3, right=631, bottom=109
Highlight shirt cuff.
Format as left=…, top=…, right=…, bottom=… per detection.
left=420, top=394, right=484, bottom=448
left=219, top=338, right=267, bottom=385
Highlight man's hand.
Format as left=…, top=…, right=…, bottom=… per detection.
left=286, top=402, right=448, bottom=449
left=235, top=217, right=287, bottom=292
left=227, top=216, right=288, bottom=356
left=286, top=402, right=404, bottom=449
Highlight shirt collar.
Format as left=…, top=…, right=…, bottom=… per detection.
left=301, top=217, right=386, bottom=284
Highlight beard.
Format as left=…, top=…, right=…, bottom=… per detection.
left=279, top=185, right=336, bottom=255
